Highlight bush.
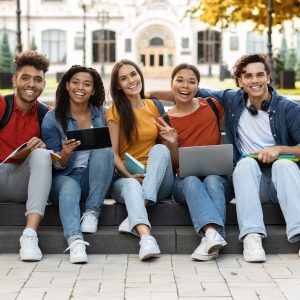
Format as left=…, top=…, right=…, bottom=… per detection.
left=0, top=32, right=13, bottom=73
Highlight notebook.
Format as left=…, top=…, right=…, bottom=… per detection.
left=66, top=127, right=111, bottom=151
left=179, top=144, right=233, bottom=178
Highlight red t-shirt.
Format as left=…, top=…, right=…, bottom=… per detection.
left=0, top=95, right=40, bottom=162
left=169, top=97, right=224, bottom=147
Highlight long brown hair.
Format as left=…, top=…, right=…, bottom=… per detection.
left=110, top=59, right=145, bottom=145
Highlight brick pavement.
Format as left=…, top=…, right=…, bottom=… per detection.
left=1, top=253, right=300, bottom=300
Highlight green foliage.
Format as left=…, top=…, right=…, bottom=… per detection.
left=30, top=37, right=37, bottom=51
left=279, top=36, right=287, bottom=69
left=285, top=48, right=297, bottom=71
left=296, top=60, right=300, bottom=81
left=274, top=53, right=285, bottom=88
left=0, top=32, right=13, bottom=73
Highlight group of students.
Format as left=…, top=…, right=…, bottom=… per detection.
left=1, top=50, right=300, bottom=265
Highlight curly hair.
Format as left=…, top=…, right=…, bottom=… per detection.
left=110, top=59, right=145, bottom=145
left=55, top=65, right=105, bottom=132
left=14, top=50, right=50, bottom=73
left=232, top=53, right=273, bottom=87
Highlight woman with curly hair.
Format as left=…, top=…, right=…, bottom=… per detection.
left=42, top=65, right=114, bottom=264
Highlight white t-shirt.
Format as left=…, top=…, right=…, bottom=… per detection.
left=238, top=104, right=275, bottom=154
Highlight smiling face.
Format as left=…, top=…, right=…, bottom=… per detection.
left=238, top=62, right=270, bottom=102
left=171, top=68, right=198, bottom=104
left=13, top=65, right=46, bottom=106
left=117, top=64, right=143, bottom=100
left=66, top=72, right=94, bottom=105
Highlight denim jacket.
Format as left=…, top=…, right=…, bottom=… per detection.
left=197, top=86, right=300, bottom=164
left=41, top=104, right=107, bottom=176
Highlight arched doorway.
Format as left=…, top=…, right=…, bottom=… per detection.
left=137, top=25, right=175, bottom=77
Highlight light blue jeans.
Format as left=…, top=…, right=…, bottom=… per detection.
left=172, top=175, right=234, bottom=237
left=50, top=148, right=114, bottom=244
left=233, top=157, right=300, bottom=242
left=110, top=144, right=174, bottom=234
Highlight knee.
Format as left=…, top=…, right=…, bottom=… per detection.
left=121, top=178, right=143, bottom=197
left=55, top=177, right=81, bottom=198
left=90, top=148, right=113, bottom=161
left=182, top=176, right=203, bottom=193
left=29, top=148, right=52, bottom=168
left=149, top=144, right=170, bottom=160
left=234, top=157, right=258, bottom=174
left=272, top=159, right=298, bottom=174
left=203, top=175, right=222, bottom=190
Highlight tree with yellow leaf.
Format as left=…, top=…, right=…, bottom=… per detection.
left=188, top=0, right=300, bottom=29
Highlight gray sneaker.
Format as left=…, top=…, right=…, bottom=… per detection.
left=139, top=235, right=160, bottom=261
left=191, top=237, right=219, bottom=261
left=20, top=233, right=42, bottom=261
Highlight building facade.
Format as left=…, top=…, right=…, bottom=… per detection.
left=0, top=0, right=299, bottom=76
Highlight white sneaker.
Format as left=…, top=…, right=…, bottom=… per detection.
left=64, top=239, right=89, bottom=264
left=191, top=237, right=219, bottom=261
left=205, top=229, right=227, bottom=254
left=243, top=233, right=266, bottom=262
left=81, top=211, right=99, bottom=233
left=139, top=235, right=160, bottom=261
left=19, top=233, right=42, bottom=261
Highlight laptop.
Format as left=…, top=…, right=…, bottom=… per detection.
left=179, top=144, right=233, bottom=178
left=66, top=127, right=111, bottom=151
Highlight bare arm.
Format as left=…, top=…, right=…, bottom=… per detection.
left=145, top=90, right=175, bottom=103
left=251, top=145, right=300, bottom=164
left=154, top=117, right=179, bottom=169
left=107, top=120, right=144, bottom=182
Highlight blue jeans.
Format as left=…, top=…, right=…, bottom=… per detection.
left=172, top=175, right=234, bottom=237
left=50, top=148, right=114, bottom=244
left=233, top=157, right=300, bottom=242
left=110, top=144, right=174, bottom=234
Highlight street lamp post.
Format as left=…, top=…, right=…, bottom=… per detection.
left=267, top=0, right=274, bottom=79
left=82, top=2, right=87, bottom=66
left=97, top=10, right=109, bottom=78
left=16, top=0, right=22, bottom=53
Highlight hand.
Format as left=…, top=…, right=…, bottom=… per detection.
left=131, top=173, right=145, bottom=183
left=154, top=117, right=178, bottom=145
left=251, top=146, right=281, bottom=164
left=61, top=139, right=81, bottom=156
left=27, top=137, right=46, bottom=150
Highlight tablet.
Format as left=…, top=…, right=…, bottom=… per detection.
left=66, top=127, right=111, bottom=151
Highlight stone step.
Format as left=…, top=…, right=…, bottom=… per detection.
left=0, top=201, right=285, bottom=226
left=0, top=226, right=297, bottom=254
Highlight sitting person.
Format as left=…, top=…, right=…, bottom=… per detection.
left=107, top=59, right=174, bottom=261
left=0, top=50, right=52, bottom=262
left=155, top=63, right=234, bottom=261
left=42, top=65, right=114, bottom=264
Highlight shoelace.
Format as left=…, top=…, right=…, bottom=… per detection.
left=247, top=235, right=261, bottom=250
left=64, top=240, right=89, bottom=253
left=80, top=212, right=97, bottom=222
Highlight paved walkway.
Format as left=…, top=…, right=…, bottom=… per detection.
left=1, top=253, right=300, bottom=300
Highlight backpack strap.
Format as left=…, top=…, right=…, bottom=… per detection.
left=0, top=94, right=14, bottom=130
left=205, top=96, right=220, bottom=131
left=151, top=97, right=171, bottom=126
left=37, top=101, right=49, bottom=127
left=0, top=94, right=48, bottom=130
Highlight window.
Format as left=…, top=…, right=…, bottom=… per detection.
left=140, top=54, right=145, bottom=67
left=125, top=38, right=131, bottom=53
left=230, top=36, right=239, bottom=51
left=42, top=29, right=66, bottom=64
left=92, top=30, right=116, bottom=63
left=150, top=54, right=155, bottom=66
left=159, top=54, right=164, bottom=66
left=150, top=37, right=163, bottom=46
left=181, top=38, right=189, bottom=49
left=246, top=31, right=267, bottom=53
left=0, top=29, right=16, bottom=54
left=197, top=30, right=221, bottom=64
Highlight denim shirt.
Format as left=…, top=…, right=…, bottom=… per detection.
left=41, top=104, right=107, bottom=176
left=197, top=86, right=300, bottom=164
